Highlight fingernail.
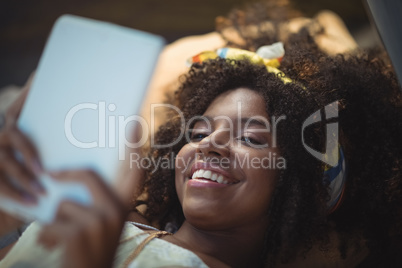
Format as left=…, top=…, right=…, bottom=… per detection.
left=31, top=181, right=45, bottom=194
left=22, top=192, right=37, bottom=204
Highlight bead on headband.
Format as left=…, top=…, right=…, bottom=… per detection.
left=187, top=42, right=293, bottom=84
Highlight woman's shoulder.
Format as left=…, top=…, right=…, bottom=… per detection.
left=115, top=222, right=209, bottom=268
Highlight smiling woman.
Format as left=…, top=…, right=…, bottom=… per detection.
left=176, top=88, right=280, bottom=232
left=134, top=50, right=402, bottom=266
left=137, top=58, right=329, bottom=267
left=1, top=6, right=402, bottom=268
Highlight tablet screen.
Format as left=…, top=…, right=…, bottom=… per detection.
left=0, top=14, right=164, bottom=223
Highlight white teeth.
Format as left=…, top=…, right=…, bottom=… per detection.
left=211, top=173, right=218, bottom=182
left=192, top=170, right=201, bottom=179
left=198, top=170, right=207, bottom=178
left=203, top=170, right=212, bottom=179
left=191, top=169, right=233, bottom=185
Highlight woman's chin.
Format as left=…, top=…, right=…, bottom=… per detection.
left=182, top=204, right=232, bottom=231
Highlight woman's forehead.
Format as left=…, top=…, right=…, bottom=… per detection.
left=203, top=87, right=268, bottom=118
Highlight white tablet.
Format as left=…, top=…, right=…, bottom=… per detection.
left=0, top=14, right=164, bottom=223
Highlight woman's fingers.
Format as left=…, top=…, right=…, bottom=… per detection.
left=39, top=201, right=118, bottom=248
left=0, top=128, right=44, bottom=201
left=38, top=204, right=117, bottom=268
left=50, top=170, right=124, bottom=211
left=0, top=73, right=39, bottom=239
left=50, top=169, right=127, bottom=234
left=37, top=173, right=126, bottom=268
left=38, top=202, right=94, bottom=249
left=0, top=174, right=37, bottom=204
left=0, top=152, right=41, bottom=197
left=6, top=127, right=43, bottom=175
left=0, top=133, right=43, bottom=206
left=4, top=71, right=33, bottom=129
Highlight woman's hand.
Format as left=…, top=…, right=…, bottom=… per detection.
left=0, top=125, right=45, bottom=203
left=0, top=126, right=44, bottom=241
left=37, top=170, right=127, bottom=268
left=0, top=72, right=43, bottom=203
left=0, top=71, right=137, bottom=266
left=0, top=72, right=44, bottom=238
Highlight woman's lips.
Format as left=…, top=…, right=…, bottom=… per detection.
left=187, top=177, right=230, bottom=188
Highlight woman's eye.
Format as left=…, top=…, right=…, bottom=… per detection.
left=240, top=136, right=262, bottom=145
left=190, top=132, right=209, bottom=141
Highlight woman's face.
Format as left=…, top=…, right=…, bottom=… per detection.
left=175, top=88, right=281, bottom=230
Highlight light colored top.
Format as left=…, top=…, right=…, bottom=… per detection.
left=0, top=222, right=209, bottom=268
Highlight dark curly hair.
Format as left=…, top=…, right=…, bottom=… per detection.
left=133, top=4, right=402, bottom=267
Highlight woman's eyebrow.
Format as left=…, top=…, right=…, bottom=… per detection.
left=240, top=117, right=270, bottom=128
left=191, top=116, right=269, bottom=128
left=189, top=116, right=213, bottom=127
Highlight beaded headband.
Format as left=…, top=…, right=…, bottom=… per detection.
left=187, top=43, right=346, bottom=213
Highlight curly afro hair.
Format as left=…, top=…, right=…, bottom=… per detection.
left=133, top=6, right=402, bottom=266
left=133, top=48, right=402, bottom=265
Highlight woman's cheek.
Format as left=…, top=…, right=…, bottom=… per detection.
left=174, top=144, right=193, bottom=203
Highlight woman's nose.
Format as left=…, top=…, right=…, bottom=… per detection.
left=196, top=129, right=231, bottom=157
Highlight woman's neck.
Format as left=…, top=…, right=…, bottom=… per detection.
left=163, top=219, right=268, bottom=268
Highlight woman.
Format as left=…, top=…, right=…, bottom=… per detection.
left=136, top=48, right=402, bottom=267
left=1, top=18, right=402, bottom=268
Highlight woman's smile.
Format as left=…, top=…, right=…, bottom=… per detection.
left=188, top=159, right=241, bottom=187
